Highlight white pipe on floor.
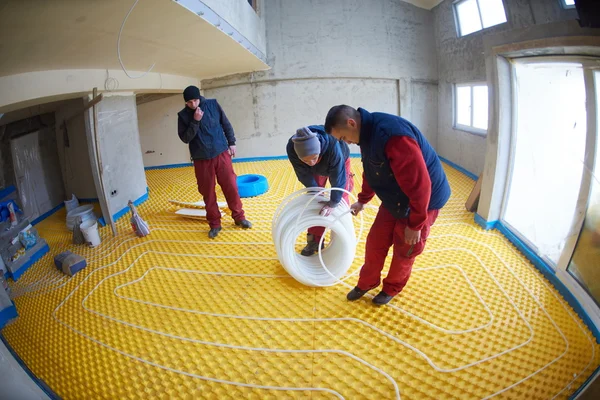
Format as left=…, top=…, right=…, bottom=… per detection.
left=271, top=188, right=362, bottom=287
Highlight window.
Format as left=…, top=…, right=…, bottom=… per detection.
left=561, top=0, right=576, bottom=9
left=454, top=0, right=507, bottom=37
left=247, top=0, right=258, bottom=12
left=504, top=62, right=587, bottom=265
left=454, top=83, right=488, bottom=135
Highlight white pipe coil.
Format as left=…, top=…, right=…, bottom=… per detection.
left=272, top=187, right=363, bottom=287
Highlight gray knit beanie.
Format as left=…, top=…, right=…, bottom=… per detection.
left=292, top=127, right=321, bottom=158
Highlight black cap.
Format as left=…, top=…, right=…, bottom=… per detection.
left=183, top=86, right=201, bottom=102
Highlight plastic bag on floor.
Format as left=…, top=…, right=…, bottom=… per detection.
left=129, top=200, right=150, bottom=237
left=72, top=216, right=85, bottom=245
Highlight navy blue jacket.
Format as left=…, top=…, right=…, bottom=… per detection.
left=358, top=108, right=450, bottom=219
left=177, top=97, right=235, bottom=160
left=287, top=125, right=350, bottom=204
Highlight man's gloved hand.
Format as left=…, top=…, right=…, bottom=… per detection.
left=318, top=201, right=337, bottom=217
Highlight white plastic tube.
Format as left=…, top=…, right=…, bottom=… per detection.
left=272, top=188, right=359, bottom=287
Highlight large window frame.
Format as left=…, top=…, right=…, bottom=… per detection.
left=501, top=56, right=599, bottom=270
left=453, top=0, right=508, bottom=37
left=560, top=0, right=576, bottom=10
left=498, top=56, right=600, bottom=327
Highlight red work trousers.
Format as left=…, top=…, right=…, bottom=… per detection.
left=193, top=150, right=245, bottom=229
left=308, top=158, right=355, bottom=243
left=357, top=206, right=439, bottom=296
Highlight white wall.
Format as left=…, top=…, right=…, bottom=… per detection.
left=137, top=95, right=191, bottom=167
left=55, top=98, right=97, bottom=199
left=86, top=94, right=147, bottom=221
left=202, top=0, right=439, bottom=158
left=205, top=78, right=399, bottom=157
left=202, top=0, right=266, bottom=54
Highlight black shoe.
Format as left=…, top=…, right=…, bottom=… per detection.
left=346, top=286, right=370, bottom=301
left=208, top=227, right=222, bottom=239
left=300, top=241, right=325, bottom=256
left=372, top=291, right=394, bottom=306
left=235, top=219, right=252, bottom=229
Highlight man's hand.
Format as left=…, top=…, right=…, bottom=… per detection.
left=194, top=107, right=204, bottom=121
left=318, top=201, right=337, bottom=217
left=350, top=202, right=365, bottom=216
left=228, top=145, right=236, bottom=157
left=404, top=227, right=421, bottom=245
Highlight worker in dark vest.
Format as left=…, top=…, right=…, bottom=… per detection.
left=324, top=105, right=450, bottom=305
left=177, top=85, right=252, bottom=239
left=287, top=125, right=354, bottom=256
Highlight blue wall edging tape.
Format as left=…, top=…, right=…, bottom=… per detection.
left=571, top=365, right=600, bottom=399
left=495, top=220, right=600, bottom=399
left=98, top=188, right=149, bottom=227
left=474, top=213, right=498, bottom=231
left=11, top=243, right=50, bottom=282
left=143, top=156, right=289, bottom=171
left=0, top=185, right=17, bottom=200
left=495, top=221, right=600, bottom=339
left=0, top=334, right=61, bottom=400
left=145, top=163, right=193, bottom=171
left=0, top=304, right=18, bottom=330
left=439, top=156, right=478, bottom=181
left=32, top=203, right=65, bottom=226
left=233, top=155, right=289, bottom=163
left=143, top=154, right=365, bottom=171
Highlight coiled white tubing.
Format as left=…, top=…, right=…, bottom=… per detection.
left=272, top=187, right=365, bottom=287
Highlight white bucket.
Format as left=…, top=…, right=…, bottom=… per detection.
left=64, top=194, right=79, bottom=214
left=66, top=205, right=95, bottom=231
left=80, top=220, right=101, bottom=247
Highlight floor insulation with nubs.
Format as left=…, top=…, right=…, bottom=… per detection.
left=2, top=159, right=599, bottom=399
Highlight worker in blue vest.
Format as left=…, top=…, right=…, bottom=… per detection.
left=324, top=105, right=450, bottom=305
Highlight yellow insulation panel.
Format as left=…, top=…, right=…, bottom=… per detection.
left=2, top=159, right=599, bottom=399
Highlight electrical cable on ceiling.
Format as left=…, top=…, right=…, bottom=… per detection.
left=104, top=69, right=119, bottom=91
left=117, top=0, right=156, bottom=79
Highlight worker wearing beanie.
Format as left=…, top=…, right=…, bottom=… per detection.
left=286, top=125, right=354, bottom=256
left=177, top=85, right=252, bottom=239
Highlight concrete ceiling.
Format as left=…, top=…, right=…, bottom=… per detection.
left=0, top=0, right=268, bottom=80
left=403, top=0, right=444, bottom=9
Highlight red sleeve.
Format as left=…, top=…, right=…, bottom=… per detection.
left=385, top=136, right=431, bottom=231
left=357, top=172, right=376, bottom=204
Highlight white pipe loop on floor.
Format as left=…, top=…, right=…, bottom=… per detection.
left=272, top=187, right=363, bottom=287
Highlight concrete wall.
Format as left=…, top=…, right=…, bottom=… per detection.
left=86, top=94, right=147, bottom=221
left=137, top=95, right=191, bottom=167
left=0, top=114, right=65, bottom=219
left=202, top=0, right=439, bottom=158
left=54, top=99, right=97, bottom=199
left=0, top=114, right=57, bottom=192
left=432, top=0, right=578, bottom=175
left=202, top=0, right=267, bottom=54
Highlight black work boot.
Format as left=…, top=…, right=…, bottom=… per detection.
left=235, top=219, right=252, bottom=229
left=346, top=286, right=371, bottom=301
left=301, top=234, right=324, bottom=256
left=372, top=291, right=394, bottom=306
left=208, top=226, right=222, bottom=239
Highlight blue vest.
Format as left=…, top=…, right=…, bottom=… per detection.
left=358, top=108, right=451, bottom=219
